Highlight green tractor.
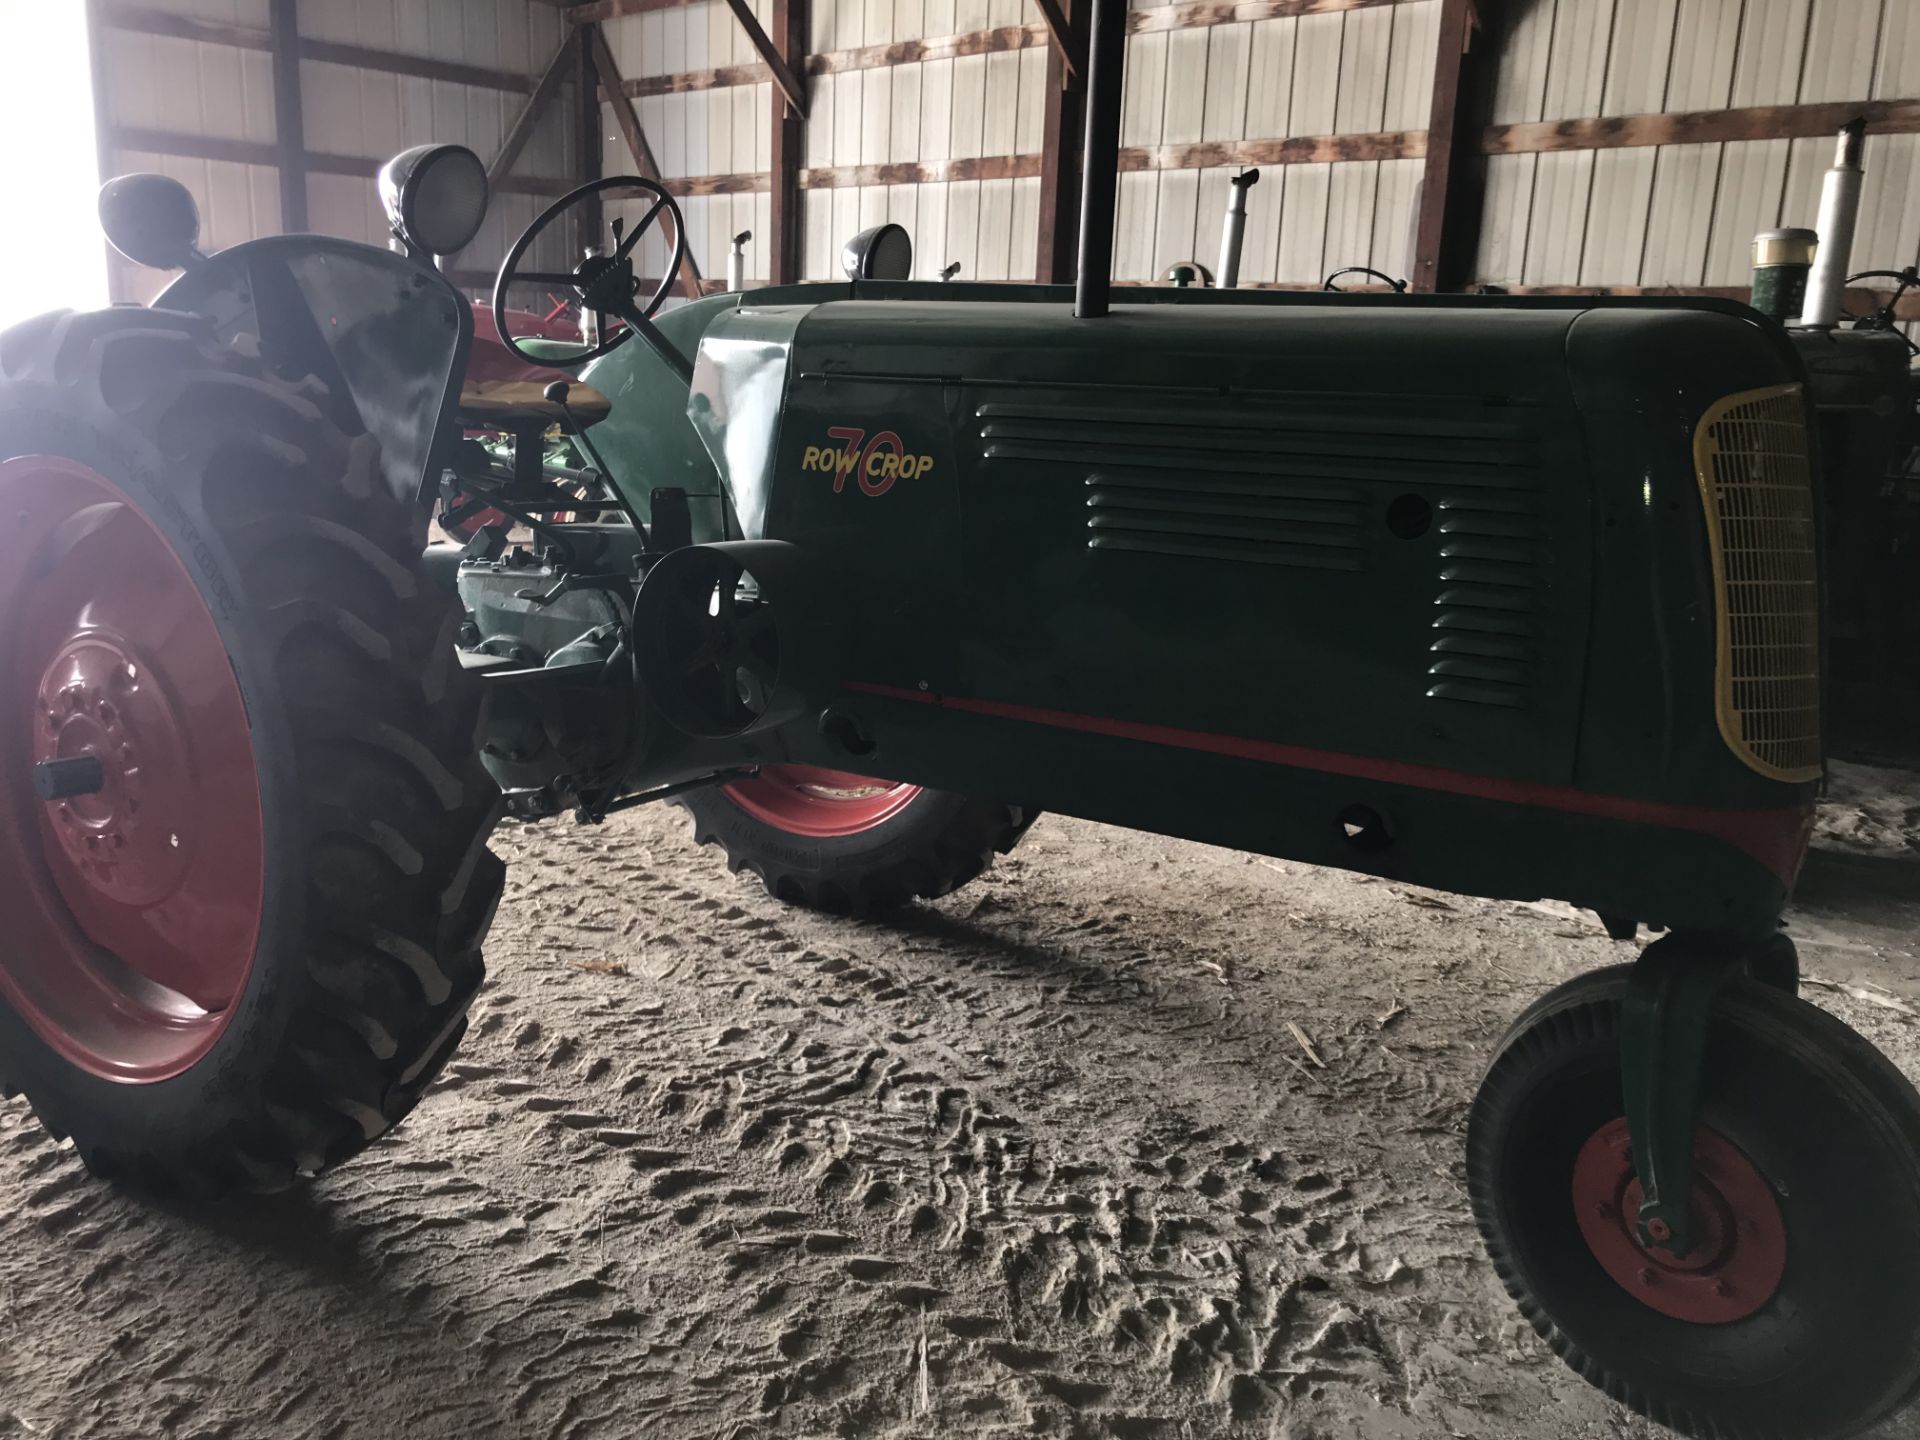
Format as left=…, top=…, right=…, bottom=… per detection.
left=4, top=13, right=1920, bottom=1436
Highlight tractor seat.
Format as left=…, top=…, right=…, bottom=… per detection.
left=456, top=379, right=613, bottom=433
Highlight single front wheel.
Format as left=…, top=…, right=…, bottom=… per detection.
left=1467, top=965, right=1920, bottom=1439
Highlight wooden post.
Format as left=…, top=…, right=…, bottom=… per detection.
left=576, top=25, right=605, bottom=259
left=1410, top=0, right=1492, bottom=293
left=1035, top=0, right=1085, bottom=283
left=489, top=36, right=578, bottom=192
left=268, top=0, right=308, bottom=231
left=769, top=0, right=806, bottom=284
left=585, top=25, right=707, bottom=295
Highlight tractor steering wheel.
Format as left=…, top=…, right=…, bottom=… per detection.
left=492, top=175, right=688, bottom=368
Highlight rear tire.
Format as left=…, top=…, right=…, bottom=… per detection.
left=1467, top=965, right=1920, bottom=1439
left=677, top=773, right=1034, bottom=914
left=0, top=308, right=503, bottom=1195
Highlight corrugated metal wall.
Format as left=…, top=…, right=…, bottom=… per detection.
left=95, top=0, right=577, bottom=304
left=91, top=0, right=1919, bottom=307
left=1114, top=1, right=1437, bottom=286
left=98, top=0, right=279, bottom=301
left=599, top=3, right=776, bottom=288
left=1478, top=0, right=1920, bottom=290
left=798, top=0, right=1047, bottom=283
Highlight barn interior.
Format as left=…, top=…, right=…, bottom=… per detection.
left=0, top=2, right=1917, bottom=1438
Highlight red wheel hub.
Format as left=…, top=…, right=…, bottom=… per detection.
left=0, top=456, right=264, bottom=1082
left=1571, top=1116, right=1787, bottom=1323
left=724, top=765, right=921, bottom=837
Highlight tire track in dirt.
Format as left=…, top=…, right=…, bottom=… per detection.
left=4, top=800, right=1919, bottom=1438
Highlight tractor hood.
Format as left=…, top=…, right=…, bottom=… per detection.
left=687, top=304, right=814, bottom=540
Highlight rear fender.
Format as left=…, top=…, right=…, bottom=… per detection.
left=157, top=237, right=471, bottom=507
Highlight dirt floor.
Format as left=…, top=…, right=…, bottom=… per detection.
left=3, top=763, right=1918, bottom=1440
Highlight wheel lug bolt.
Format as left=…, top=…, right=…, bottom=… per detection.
left=1593, top=1202, right=1613, bottom=1219
left=1637, top=1267, right=1657, bottom=1286
left=1712, top=1280, right=1731, bottom=1297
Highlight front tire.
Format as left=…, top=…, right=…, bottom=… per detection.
left=0, top=308, right=503, bottom=1195
left=677, top=767, right=1034, bottom=914
left=1467, top=965, right=1920, bottom=1439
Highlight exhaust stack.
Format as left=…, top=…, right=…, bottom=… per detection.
left=1074, top=0, right=1125, bottom=319
left=1216, top=169, right=1259, bottom=289
left=1795, top=119, right=1866, bottom=329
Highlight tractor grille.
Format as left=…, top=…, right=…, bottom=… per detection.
left=1693, top=384, right=1822, bottom=782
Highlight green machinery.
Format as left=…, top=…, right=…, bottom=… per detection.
left=3, top=5, right=1920, bottom=1435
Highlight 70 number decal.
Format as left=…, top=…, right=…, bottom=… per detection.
left=799, top=427, right=936, bottom=498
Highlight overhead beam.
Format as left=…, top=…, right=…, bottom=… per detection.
left=722, top=0, right=809, bottom=117
left=585, top=23, right=707, bottom=295
left=105, top=126, right=572, bottom=194
left=1484, top=96, right=1920, bottom=155
left=488, top=34, right=578, bottom=193
left=1410, top=0, right=1491, bottom=292
left=769, top=0, right=806, bottom=284
left=809, top=24, right=1048, bottom=73
left=268, top=0, right=308, bottom=230
left=98, top=4, right=536, bottom=92
left=628, top=62, right=770, bottom=97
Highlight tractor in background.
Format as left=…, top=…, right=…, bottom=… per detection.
left=5, top=4, right=1920, bottom=1430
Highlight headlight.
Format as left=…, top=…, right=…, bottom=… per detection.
left=97, top=173, right=203, bottom=270
left=378, top=144, right=489, bottom=258
left=841, top=223, right=912, bottom=282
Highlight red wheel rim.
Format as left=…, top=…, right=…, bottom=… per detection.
left=724, top=765, right=921, bottom=837
left=1571, top=1116, right=1787, bottom=1323
left=0, top=456, right=264, bottom=1082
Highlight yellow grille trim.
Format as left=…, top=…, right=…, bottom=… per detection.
left=1692, top=382, right=1822, bottom=784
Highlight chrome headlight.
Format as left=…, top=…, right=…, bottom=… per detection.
left=378, top=144, right=489, bottom=258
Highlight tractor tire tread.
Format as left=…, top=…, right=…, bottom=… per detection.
left=0, top=306, right=501, bottom=1196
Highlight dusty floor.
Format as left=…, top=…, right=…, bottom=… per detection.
left=2, top=764, right=1918, bottom=1440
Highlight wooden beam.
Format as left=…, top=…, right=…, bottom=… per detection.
left=723, top=0, right=808, bottom=117
left=802, top=155, right=1043, bottom=188
left=576, top=0, right=1414, bottom=26
left=97, top=2, right=266, bottom=48
left=1036, top=0, right=1085, bottom=283
left=268, top=0, right=308, bottom=231
left=1410, top=0, right=1491, bottom=292
left=98, top=4, right=534, bottom=92
left=1413, top=0, right=1482, bottom=293
left=1125, top=0, right=1406, bottom=31
left=489, top=35, right=577, bottom=192
left=1031, top=0, right=1080, bottom=77
left=1119, top=130, right=1424, bottom=170
left=105, top=127, right=572, bottom=195
left=628, top=62, right=770, bottom=97
left=576, top=26, right=605, bottom=261
left=567, top=0, right=690, bottom=20
left=1483, top=97, right=1920, bottom=156
left=769, top=0, right=806, bottom=285
left=807, top=24, right=1048, bottom=74
left=299, top=39, right=532, bottom=93
left=585, top=23, right=707, bottom=294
